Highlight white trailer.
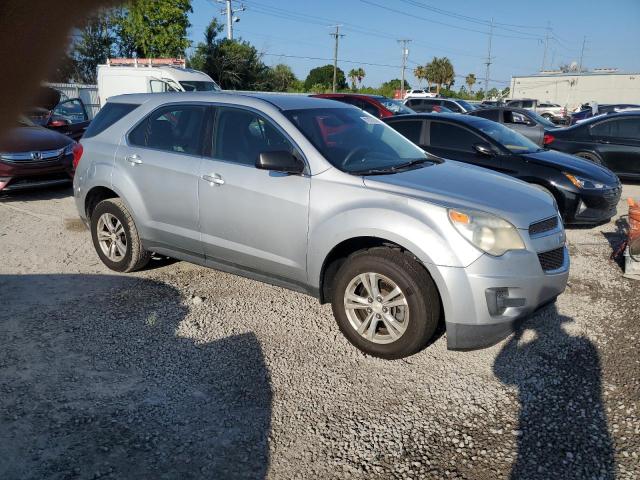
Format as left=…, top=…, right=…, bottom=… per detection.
left=97, top=58, right=221, bottom=107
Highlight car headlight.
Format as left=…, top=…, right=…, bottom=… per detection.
left=448, top=208, right=525, bottom=256
left=563, top=172, right=605, bottom=189
left=63, top=143, right=75, bottom=156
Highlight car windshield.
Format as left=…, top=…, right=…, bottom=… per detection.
left=179, top=81, right=220, bottom=92
left=526, top=110, right=556, bottom=128
left=475, top=119, right=542, bottom=154
left=376, top=97, right=415, bottom=115
left=284, top=108, right=432, bottom=174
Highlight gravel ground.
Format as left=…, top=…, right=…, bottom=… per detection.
left=0, top=183, right=638, bottom=480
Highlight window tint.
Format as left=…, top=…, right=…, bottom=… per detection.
left=359, top=100, right=380, bottom=117
left=83, top=103, right=138, bottom=139
left=473, top=109, right=500, bottom=121
left=504, top=111, right=530, bottom=125
left=443, top=101, right=463, bottom=113
left=521, top=100, right=534, bottom=108
left=405, top=99, right=420, bottom=107
left=592, top=118, right=640, bottom=139
left=214, top=107, right=293, bottom=165
left=129, top=105, right=205, bottom=155
left=391, top=120, right=423, bottom=144
left=430, top=122, right=482, bottom=152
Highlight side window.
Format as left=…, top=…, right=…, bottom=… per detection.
left=616, top=118, right=640, bottom=139
left=129, top=105, right=205, bottom=155
left=359, top=101, right=380, bottom=117
left=406, top=99, right=419, bottom=108
left=474, top=109, right=500, bottom=121
left=444, top=101, right=463, bottom=113
left=430, top=122, right=483, bottom=152
left=214, top=107, right=293, bottom=166
left=51, top=99, right=88, bottom=124
left=590, top=120, right=614, bottom=137
left=504, top=111, right=530, bottom=125
left=391, top=120, right=423, bottom=144
left=83, top=103, right=139, bottom=139
left=521, top=100, right=534, bottom=108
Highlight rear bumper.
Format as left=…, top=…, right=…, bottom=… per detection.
left=429, top=246, right=569, bottom=350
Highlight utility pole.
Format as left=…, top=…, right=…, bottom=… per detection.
left=541, top=21, right=551, bottom=71
left=483, top=18, right=493, bottom=99
left=398, top=39, right=411, bottom=98
left=578, top=36, right=587, bottom=72
left=219, top=0, right=245, bottom=40
left=329, top=25, right=344, bottom=93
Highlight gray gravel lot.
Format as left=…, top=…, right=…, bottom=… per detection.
left=0, top=184, right=639, bottom=479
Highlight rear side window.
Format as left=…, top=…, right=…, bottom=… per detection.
left=390, top=120, right=423, bottom=144
left=443, top=101, right=463, bottom=113
left=129, top=105, right=205, bottom=155
left=473, top=109, right=500, bottom=122
left=521, top=100, right=534, bottom=108
left=83, top=103, right=138, bottom=138
left=430, top=122, right=482, bottom=152
left=591, top=118, right=640, bottom=139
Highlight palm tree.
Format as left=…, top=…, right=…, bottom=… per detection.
left=441, top=57, right=455, bottom=90
left=356, top=67, right=366, bottom=88
left=465, top=73, right=476, bottom=93
left=413, top=65, right=426, bottom=88
left=426, top=57, right=455, bottom=94
left=347, top=68, right=358, bottom=90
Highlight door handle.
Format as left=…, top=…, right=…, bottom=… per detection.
left=202, top=173, right=225, bottom=186
left=126, top=154, right=143, bottom=165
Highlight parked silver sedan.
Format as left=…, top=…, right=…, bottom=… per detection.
left=73, top=92, right=568, bottom=359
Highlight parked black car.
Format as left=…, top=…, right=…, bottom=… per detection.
left=384, top=113, right=622, bottom=225
left=569, top=104, right=640, bottom=125
left=404, top=97, right=477, bottom=113
left=544, top=112, right=640, bottom=179
left=468, top=107, right=557, bottom=146
left=27, top=87, right=91, bottom=141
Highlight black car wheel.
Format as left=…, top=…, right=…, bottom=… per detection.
left=574, top=151, right=603, bottom=165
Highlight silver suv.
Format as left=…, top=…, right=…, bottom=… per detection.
left=73, top=92, right=569, bottom=359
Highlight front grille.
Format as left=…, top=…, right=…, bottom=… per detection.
left=538, top=247, right=565, bottom=272
left=529, top=216, right=558, bottom=236
left=0, top=148, right=65, bottom=164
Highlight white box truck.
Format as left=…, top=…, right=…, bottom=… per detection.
left=97, top=58, right=221, bottom=107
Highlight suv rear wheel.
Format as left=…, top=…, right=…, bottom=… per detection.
left=331, top=247, right=440, bottom=359
left=91, top=198, right=150, bottom=272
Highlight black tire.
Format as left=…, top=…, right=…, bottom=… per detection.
left=574, top=151, right=603, bottom=165
left=90, top=198, right=150, bottom=273
left=331, top=247, right=440, bottom=359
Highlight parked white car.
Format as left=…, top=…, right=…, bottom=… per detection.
left=404, top=89, right=437, bottom=99
left=97, top=58, right=221, bottom=107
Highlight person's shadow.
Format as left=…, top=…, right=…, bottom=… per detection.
left=0, top=274, right=272, bottom=480
left=493, top=305, right=615, bottom=479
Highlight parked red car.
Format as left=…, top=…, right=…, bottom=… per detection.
left=310, top=93, right=415, bottom=119
left=0, top=117, right=82, bottom=192
left=27, top=87, right=91, bottom=141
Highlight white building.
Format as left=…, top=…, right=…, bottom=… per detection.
left=509, top=70, right=640, bottom=111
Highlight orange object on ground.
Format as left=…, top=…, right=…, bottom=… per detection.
left=629, top=198, right=640, bottom=244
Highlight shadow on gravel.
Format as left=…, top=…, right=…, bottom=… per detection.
left=0, top=274, right=272, bottom=480
left=493, top=305, right=614, bottom=480
left=0, top=184, right=72, bottom=202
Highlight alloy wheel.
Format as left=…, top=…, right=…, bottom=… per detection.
left=96, top=213, right=127, bottom=262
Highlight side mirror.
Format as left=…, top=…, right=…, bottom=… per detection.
left=256, top=150, right=304, bottom=174
left=474, top=143, right=495, bottom=156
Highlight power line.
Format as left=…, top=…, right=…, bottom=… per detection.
left=329, top=25, right=345, bottom=92
left=398, top=39, right=411, bottom=97
left=484, top=18, right=494, bottom=97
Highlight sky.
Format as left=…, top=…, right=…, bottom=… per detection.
left=187, top=0, right=640, bottom=91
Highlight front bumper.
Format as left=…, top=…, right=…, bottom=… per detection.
left=562, top=185, right=621, bottom=225
left=0, top=155, right=74, bottom=192
left=432, top=244, right=569, bottom=350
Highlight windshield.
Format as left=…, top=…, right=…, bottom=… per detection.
left=527, top=110, right=556, bottom=128
left=376, top=97, right=415, bottom=115
left=284, top=108, right=432, bottom=173
left=179, top=81, right=221, bottom=92
left=475, top=119, right=541, bottom=154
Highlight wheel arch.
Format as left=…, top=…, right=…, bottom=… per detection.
left=85, top=185, right=119, bottom=220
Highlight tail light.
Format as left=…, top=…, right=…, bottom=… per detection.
left=72, top=143, right=84, bottom=169
left=543, top=133, right=555, bottom=146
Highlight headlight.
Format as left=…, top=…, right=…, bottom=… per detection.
left=563, top=172, right=605, bottom=189
left=64, top=143, right=75, bottom=156
left=448, top=208, right=525, bottom=256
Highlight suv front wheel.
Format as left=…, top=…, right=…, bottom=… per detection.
left=91, top=198, right=150, bottom=272
left=331, top=247, right=440, bottom=359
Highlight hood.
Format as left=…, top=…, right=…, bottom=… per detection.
left=0, top=126, right=73, bottom=153
left=521, top=149, right=618, bottom=185
left=363, top=160, right=556, bottom=229
left=32, top=87, right=62, bottom=111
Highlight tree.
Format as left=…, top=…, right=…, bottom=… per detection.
left=487, top=87, right=500, bottom=99
left=379, top=78, right=410, bottom=98
left=413, top=65, right=426, bottom=88
left=73, top=11, right=116, bottom=83
left=267, top=64, right=298, bottom=92
left=356, top=67, right=365, bottom=88
left=348, top=68, right=358, bottom=90
left=465, top=73, right=476, bottom=93
left=304, top=65, right=347, bottom=91
left=425, top=57, right=455, bottom=94
left=190, top=18, right=270, bottom=90
left=115, top=0, right=192, bottom=58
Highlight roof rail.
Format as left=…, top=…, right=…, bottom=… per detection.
left=106, top=58, right=186, bottom=68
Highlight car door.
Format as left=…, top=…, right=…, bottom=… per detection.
left=387, top=119, right=425, bottom=147
left=49, top=98, right=91, bottom=141
left=116, top=103, right=205, bottom=255
left=426, top=120, right=501, bottom=170
left=198, top=105, right=310, bottom=284
left=503, top=110, right=543, bottom=145
left=589, top=117, right=640, bottom=176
